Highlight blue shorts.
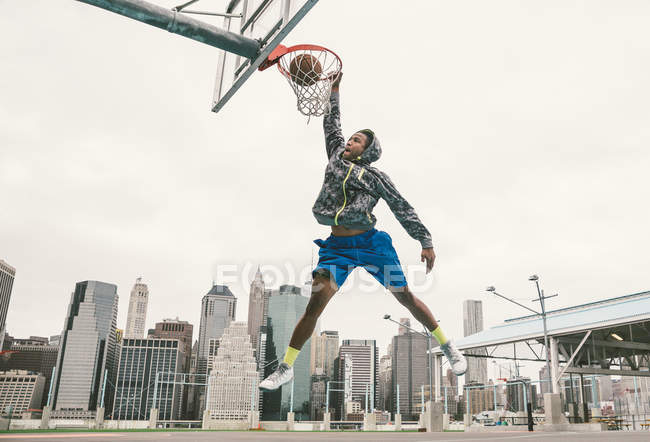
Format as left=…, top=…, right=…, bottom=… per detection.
left=312, top=228, right=408, bottom=289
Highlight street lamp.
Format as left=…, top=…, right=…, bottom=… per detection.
left=383, top=314, right=434, bottom=402
left=485, top=276, right=557, bottom=394
left=528, top=275, right=557, bottom=395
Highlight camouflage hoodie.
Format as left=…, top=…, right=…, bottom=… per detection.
left=312, top=92, right=433, bottom=249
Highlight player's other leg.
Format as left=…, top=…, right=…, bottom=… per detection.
left=390, top=285, right=467, bottom=376
left=259, top=273, right=338, bottom=391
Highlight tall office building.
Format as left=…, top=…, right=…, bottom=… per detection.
left=0, top=260, right=16, bottom=350
left=463, top=300, right=488, bottom=384
left=52, top=281, right=119, bottom=417
left=149, top=318, right=193, bottom=372
left=205, top=322, right=258, bottom=421
left=390, top=331, right=428, bottom=418
left=262, top=285, right=311, bottom=421
left=149, top=318, right=193, bottom=419
left=247, top=268, right=270, bottom=361
left=0, top=370, right=45, bottom=414
left=112, top=338, right=182, bottom=420
left=378, top=354, right=392, bottom=412
left=196, top=284, right=237, bottom=412
left=124, top=278, right=149, bottom=339
left=337, top=339, right=378, bottom=415
left=310, top=330, right=339, bottom=378
left=0, top=336, right=59, bottom=407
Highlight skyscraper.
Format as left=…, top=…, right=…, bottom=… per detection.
left=196, top=284, right=237, bottom=412
left=0, top=260, right=16, bottom=350
left=124, top=278, right=149, bottom=339
left=262, top=285, right=311, bottom=421
left=337, top=339, right=379, bottom=415
left=112, top=338, right=182, bottom=420
left=310, top=330, right=339, bottom=378
left=205, top=322, right=258, bottom=422
left=378, top=354, right=392, bottom=412
left=247, top=268, right=269, bottom=361
left=52, top=281, right=119, bottom=417
left=463, top=300, right=487, bottom=384
left=149, top=318, right=194, bottom=419
left=390, top=331, right=428, bottom=418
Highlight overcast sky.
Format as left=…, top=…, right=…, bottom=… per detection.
left=2, top=1, right=649, bottom=382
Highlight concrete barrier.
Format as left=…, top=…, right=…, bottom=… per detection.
left=363, top=412, right=376, bottom=431
left=260, top=421, right=289, bottom=430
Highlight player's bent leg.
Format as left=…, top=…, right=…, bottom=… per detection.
left=389, top=285, right=467, bottom=376
left=260, top=273, right=337, bottom=391
left=289, top=273, right=337, bottom=349
left=390, top=285, right=439, bottom=331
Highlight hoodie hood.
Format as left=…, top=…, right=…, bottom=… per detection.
left=356, top=133, right=382, bottom=164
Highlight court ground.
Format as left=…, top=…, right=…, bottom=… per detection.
left=1, top=431, right=650, bottom=441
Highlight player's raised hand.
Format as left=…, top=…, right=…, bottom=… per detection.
left=421, top=247, right=435, bottom=273
left=329, top=71, right=343, bottom=91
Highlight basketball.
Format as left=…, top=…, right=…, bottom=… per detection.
left=289, top=54, right=322, bottom=87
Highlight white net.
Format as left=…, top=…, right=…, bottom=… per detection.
left=277, top=47, right=342, bottom=117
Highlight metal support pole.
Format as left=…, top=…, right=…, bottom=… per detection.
left=421, top=385, right=425, bottom=412
left=434, top=354, right=441, bottom=401
left=427, top=333, right=434, bottom=400
left=46, top=366, right=56, bottom=407
left=396, top=384, right=400, bottom=415
left=251, top=378, right=255, bottom=413
left=493, top=385, right=497, bottom=411
left=590, top=375, right=598, bottom=409
left=100, top=370, right=108, bottom=408
left=633, top=376, right=640, bottom=415
left=76, top=0, right=260, bottom=58
left=365, top=384, right=369, bottom=413
left=325, top=381, right=330, bottom=414
left=445, top=386, right=448, bottom=414
left=523, top=381, right=529, bottom=414
left=465, top=386, right=470, bottom=415
left=534, top=282, right=553, bottom=392
left=152, top=371, right=160, bottom=410
left=371, top=383, right=375, bottom=412
left=550, top=336, right=560, bottom=394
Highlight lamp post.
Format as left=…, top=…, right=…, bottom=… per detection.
left=486, top=275, right=557, bottom=394
left=383, top=314, right=434, bottom=402
left=528, top=275, right=556, bottom=395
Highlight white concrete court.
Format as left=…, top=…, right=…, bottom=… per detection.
left=2, top=431, right=650, bottom=442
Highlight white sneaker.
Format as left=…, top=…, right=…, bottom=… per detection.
left=259, top=362, right=294, bottom=391
left=440, top=340, right=467, bottom=376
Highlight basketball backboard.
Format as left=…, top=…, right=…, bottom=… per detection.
left=209, top=0, right=319, bottom=113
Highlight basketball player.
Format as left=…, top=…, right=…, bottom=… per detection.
left=260, top=73, right=466, bottom=391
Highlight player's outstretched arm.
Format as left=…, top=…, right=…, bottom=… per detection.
left=377, top=173, right=435, bottom=271
left=323, top=72, right=344, bottom=159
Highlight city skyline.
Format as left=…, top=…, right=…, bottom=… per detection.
left=6, top=264, right=650, bottom=387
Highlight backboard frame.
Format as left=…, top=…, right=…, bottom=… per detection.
left=211, top=0, right=319, bottom=113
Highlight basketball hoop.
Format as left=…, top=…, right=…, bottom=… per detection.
left=260, top=44, right=342, bottom=117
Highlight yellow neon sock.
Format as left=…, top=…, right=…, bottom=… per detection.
left=283, top=346, right=300, bottom=367
left=431, top=327, right=448, bottom=346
